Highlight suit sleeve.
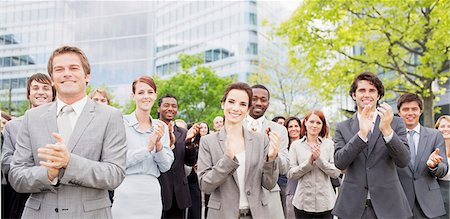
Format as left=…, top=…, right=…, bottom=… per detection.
left=59, top=109, right=127, bottom=190
left=197, top=136, right=239, bottom=194
left=430, top=132, right=448, bottom=178
left=1, top=122, right=15, bottom=175
left=384, top=118, right=410, bottom=168
left=334, top=122, right=368, bottom=170
left=261, top=135, right=279, bottom=190
left=9, top=112, right=57, bottom=193
left=275, top=124, right=290, bottom=175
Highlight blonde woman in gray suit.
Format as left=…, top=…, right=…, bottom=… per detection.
left=197, top=82, right=280, bottom=218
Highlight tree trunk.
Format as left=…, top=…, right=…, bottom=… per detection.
left=422, top=94, right=434, bottom=128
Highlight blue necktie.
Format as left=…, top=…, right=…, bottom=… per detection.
left=408, top=130, right=416, bottom=166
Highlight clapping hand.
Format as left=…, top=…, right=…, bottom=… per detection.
left=37, top=133, right=71, bottom=181
left=309, top=144, right=320, bottom=164
left=377, top=103, right=394, bottom=136
left=359, top=104, right=374, bottom=139
left=267, top=128, right=280, bottom=162
left=148, top=121, right=165, bottom=152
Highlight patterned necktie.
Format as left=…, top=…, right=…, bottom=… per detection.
left=408, top=130, right=416, bottom=166
left=57, top=105, right=74, bottom=143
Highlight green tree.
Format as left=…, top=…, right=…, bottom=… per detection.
left=278, top=0, right=450, bottom=127
left=149, top=53, right=233, bottom=126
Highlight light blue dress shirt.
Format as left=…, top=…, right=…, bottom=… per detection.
left=123, top=111, right=174, bottom=177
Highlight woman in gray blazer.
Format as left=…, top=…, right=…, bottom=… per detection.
left=197, top=82, right=280, bottom=219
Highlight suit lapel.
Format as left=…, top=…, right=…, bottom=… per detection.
left=67, top=99, right=95, bottom=152
left=368, top=116, right=381, bottom=155
left=414, top=126, right=428, bottom=171
left=43, top=102, right=58, bottom=142
left=243, top=129, right=253, bottom=188
left=351, top=114, right=367, bottom=157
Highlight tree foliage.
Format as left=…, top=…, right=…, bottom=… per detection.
left=278, top=0, right=450, bottom=127
left=146, top=53, right=233, bottom=126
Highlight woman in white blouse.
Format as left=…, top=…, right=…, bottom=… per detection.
left=287, top=109, right=340, bottom=219
left=112, top=75, right=174, bottom=218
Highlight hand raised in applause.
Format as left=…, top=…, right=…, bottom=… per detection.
left=267, top=128, right=280, bottom=162
left=148, top=121, right=165, bottom=152
left=37, top=133, right=71, bottom=181
left=377, top=103, right=394, bottom=136
left=309, top=144, right=320, bottom=164
left=358, top=104, right=375, bottom=139
left=427, top=148, right=443, bottom=168
left=185, top=123, right=200, bottom=149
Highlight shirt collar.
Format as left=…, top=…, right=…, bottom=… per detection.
left=245, top=114, right=266, bottom=124
left=300, top=136, right=324, bottom=144
left=406, top=123, right=421, bottom=134
left=56, top=96, right=87, bottom=116
left=126, top=111, right=157, bottom=133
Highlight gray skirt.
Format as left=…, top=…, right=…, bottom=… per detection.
left=112, top=174, right=161, bottom=219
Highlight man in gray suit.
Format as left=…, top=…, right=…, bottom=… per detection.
left=397, top=93, right=448, bottom=218
left=9, top=45, right=127, bottom=218
left=243, top=84, right=289, bottom=218
left=333, top=72, right=412, bottom=219
left=2, top=73, right=55, bottom=219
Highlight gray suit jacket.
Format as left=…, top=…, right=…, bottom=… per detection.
left=197, top=127, right=279, bottom=218
left=397, top=125, right=448, bottom=218
left=2, top=117, right=23, bottom=175
left=243, top=118, right=289, bottom=218
left=332, top=114, right=412, bottom=219
left=8, top=99, right=127, bottom=219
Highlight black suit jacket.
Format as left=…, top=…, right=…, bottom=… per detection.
left=159, top=125, right=198, bottom=210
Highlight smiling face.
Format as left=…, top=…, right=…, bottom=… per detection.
left=437, top=119, right=450, bottom=140
left=249, top=88, right=269, bottom=119
left=287, top=119, right=301, bottom=140
left=305, top=113, right=323, bottom=137
left=51, top=53, right=89, bottom=103
left=132, top=82, right=157, bottom=112
left=213, top=116, right=224, bottom=131
left=398, top=101, right=422, bottom=130
left=222, top=89, right=250, bottom=125
left=199, top=123, right=209, bottom=136
left=158, top=97, right=178, bottom=123
left=28, top=80, right=53, bottom=108
left=352, top=80, right=380, bottom=112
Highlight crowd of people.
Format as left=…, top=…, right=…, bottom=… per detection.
left=1, top=45, right=449, bottom=219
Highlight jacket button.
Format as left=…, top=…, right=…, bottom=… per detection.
left=54, top=208, right=59, bottom=213
left=246, top=191, right=250, bottom=196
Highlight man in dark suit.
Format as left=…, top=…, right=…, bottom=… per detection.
left=158, top=94, right=199, bottom=219
left=333, top=72, right=412, bottom=219
left=397, top=93, right=448, bottom=218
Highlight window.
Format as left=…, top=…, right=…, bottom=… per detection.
left=247, top=43, right=258, bottom=55
left=249, top=13, right=257, bottom=25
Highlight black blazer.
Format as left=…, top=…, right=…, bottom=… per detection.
left=159, top=125, right=198, bottom=210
